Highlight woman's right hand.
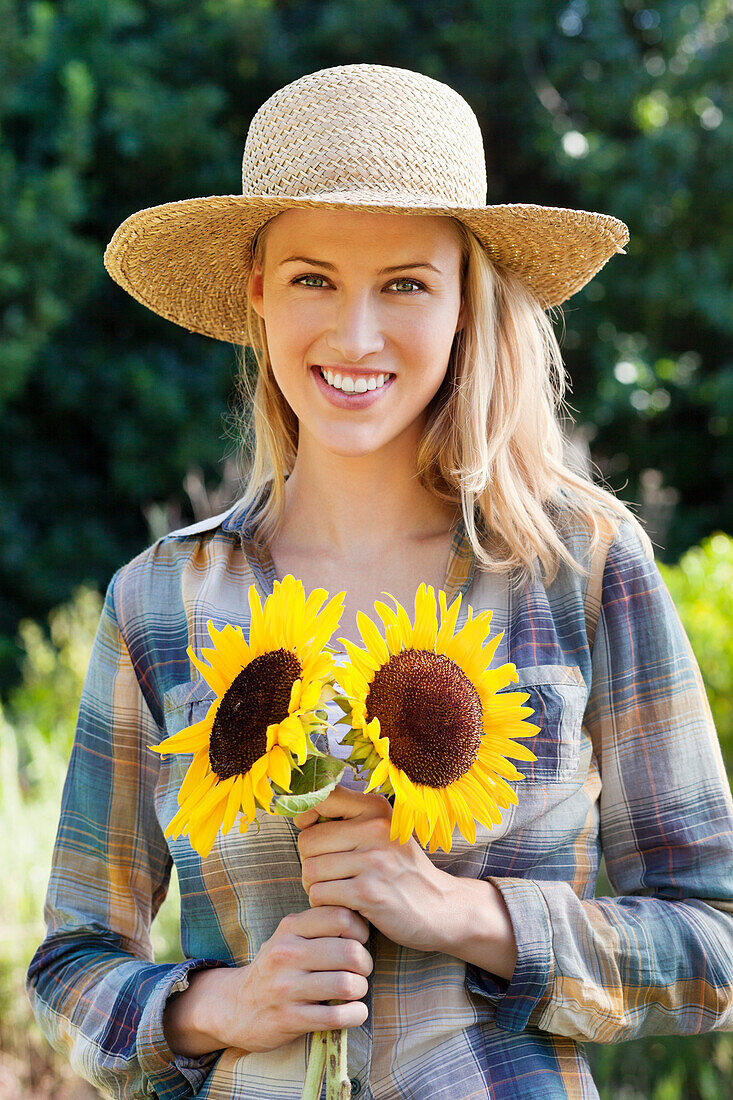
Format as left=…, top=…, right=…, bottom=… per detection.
left=163, top=905, right=373, bottom=1057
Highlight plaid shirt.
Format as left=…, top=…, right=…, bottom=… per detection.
left=27, top=495, right=733, bottom=1100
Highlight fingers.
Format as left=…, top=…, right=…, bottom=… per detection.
left=282, top=904, right=370, bottom=944
left=293, top=789, right=390, bottom=828
left=295, top=966, right=370, bottom=1004
left=300, top=935, right=373, bottom=979
left=298, top=999, right=370, bottom=1033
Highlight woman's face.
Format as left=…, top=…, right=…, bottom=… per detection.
left=249, top=208, right=464, bottom=459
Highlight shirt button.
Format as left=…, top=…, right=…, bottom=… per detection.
left=350, top=1078, right=362, bottom=1095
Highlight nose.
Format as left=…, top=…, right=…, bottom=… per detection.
left=325, top=290, right=385, bottom=362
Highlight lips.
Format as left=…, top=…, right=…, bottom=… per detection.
left=310, top=364, right=395, bottom=409
left=315, top=364, right=390, bottom=377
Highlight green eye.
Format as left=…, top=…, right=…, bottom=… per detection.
left=296, top=274, right=328, bottom=287
left=391, top=279, right=423, bottom=293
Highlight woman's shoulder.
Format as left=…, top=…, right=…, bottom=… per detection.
left=548, top=482, right=653, bottom=572
left=108, top=499, right=251, bottom=624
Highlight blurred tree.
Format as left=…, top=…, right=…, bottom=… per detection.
left=0, top=0, right=731, bottom=689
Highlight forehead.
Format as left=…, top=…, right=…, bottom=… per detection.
left=260, top=207, right=462, bottom=265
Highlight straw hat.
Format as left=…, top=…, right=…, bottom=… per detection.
left=104, top=63, right=628, bottom=343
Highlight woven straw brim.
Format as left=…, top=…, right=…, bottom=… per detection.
left=103, top=193, right=629, bottom=343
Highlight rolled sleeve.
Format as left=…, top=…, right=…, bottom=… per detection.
left=136, top=959, right=230, bottom=1099
left=465, top=876, right=554, bottom=1032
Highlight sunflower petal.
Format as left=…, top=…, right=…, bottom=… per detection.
left=177, top=748, right=211, bottom=805
left=151, top=715, right=212, bottom=756
left=382, top=591, right=414, bottom=649
left=187, top=647, right=229, bottom=696
left=240, top=772, right=257, bottom=821
left=436, top=591, right=462, bottom=651
left=247, top=585, right=265, bottom=653
left=448, top=786, right=477, bottom=845
left=303, top=586, right=329, bottom=619
left=221, top=774, right=243, bottom=836
left=373, top=600, right=402, bottom=654
left=365, top=757, right=390, bottom=793
left=356, top=611, right=390, bottom=665
left=267, top=745, right=293, bottom=792
left=411, top=584, right=438, bottom=651
left=434, top=791, right=454, bottom=852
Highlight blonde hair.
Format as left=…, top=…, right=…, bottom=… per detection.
left=230, top=215, right=652, bottom=585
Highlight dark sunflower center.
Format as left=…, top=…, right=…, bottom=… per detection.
left=365, top=648, right=483, bottom=788
left=209, top=648, right=302, bottom=781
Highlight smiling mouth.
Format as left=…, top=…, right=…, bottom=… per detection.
left=317, top=366, right=394, bottom=393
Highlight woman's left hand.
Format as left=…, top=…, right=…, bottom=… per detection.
left=293, top=786, right=454, bottom=954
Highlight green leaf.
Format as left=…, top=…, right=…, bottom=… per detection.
left=270, top=755, right=346, bottom=815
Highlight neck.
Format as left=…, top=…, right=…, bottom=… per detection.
left=275, top=430, right=459, bottom=556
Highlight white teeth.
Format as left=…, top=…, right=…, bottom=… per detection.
left=319, top=367, right=392, bottom=392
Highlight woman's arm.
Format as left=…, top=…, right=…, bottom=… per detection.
left=463, top=519, right=733, bottom=1041
left=26, top=570, right=230, bottom=1100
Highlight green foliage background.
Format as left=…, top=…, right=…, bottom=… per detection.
left=1, top=0, right=731, bottom=693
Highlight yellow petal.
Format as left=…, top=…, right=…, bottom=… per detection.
left=151, top=715, right=211, bottom=756
left=177, top=748, right=210, bottom=805
left=421, top=786, right=440, bottom=832
left=187, top=647, right=229, bottom=696
left=373, top=601, right=402, bottom=654
left=412, top=585, right=438, bottom=650
left=365, top=757, right=390, bottom=793
left=355, top=611, right=390, bottom=665
left=221, top=774, right=243, bottom=836
left=381, top=591, right=414, bottom=649
left=434, top=791, right=454, bottom=851
left=241, top=772, right=256, bottom=822
left=303, top=586, right=329, bottom=619
left=436, top=591, right=462, bottom=651
left=289, top=678, right=302, bottom=710
left=175, top=768, right=218, bottom=814
left=413, top=805, right=433, bottom=847
left=298, top=679, right=321, bottom=712
left=189, top=802, right=227, bottom=859
left=448, top=786, right=477, bottom=845
left=309, top=593, right=346, bottom=653
left=247, top=585, right=265, bottom=652
left=398, top=800, right=416, bottom=845
left=267, top=745, right=292, bottom=792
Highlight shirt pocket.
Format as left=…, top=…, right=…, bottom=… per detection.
left=162, top=677, right=216, bottom=736
left=156, top=678, right=217, bottom=811
left=508, top=664, right=587, bottom=784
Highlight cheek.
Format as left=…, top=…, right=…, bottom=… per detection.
left=399, top=307, right=458, bottom=382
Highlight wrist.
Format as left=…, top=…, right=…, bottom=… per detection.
left=164, top=966, right=240, bottom=1058
left=443, top=876, right=518, bottom=981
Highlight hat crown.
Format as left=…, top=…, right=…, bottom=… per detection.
left=242, top=63, right=487, bottom=207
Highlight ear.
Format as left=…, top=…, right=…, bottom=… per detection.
left=250, top=263, right=264, bottom=318
left=455, top=296, right=465, bottom=333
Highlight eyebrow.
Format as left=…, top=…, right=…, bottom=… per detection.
left=278, top=256, right=443, bottom=275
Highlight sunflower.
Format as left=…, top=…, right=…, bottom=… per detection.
left=334, top=583, right=539, bottom=854
left=151, top=575, right=344, bottom=857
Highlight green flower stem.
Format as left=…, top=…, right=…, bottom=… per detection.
left=325, top=1019, right=351, bottom=1099
left=301, top=814, right=352, bottom=1099
left=301, top=1029, right=327, bottom=1099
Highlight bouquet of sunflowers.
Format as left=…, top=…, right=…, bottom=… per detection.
left=152, top=575, right=538, bottom=1100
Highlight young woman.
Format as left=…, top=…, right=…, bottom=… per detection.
left=28, top=64, right=733, bottom=1100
